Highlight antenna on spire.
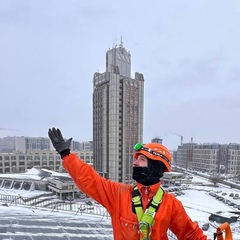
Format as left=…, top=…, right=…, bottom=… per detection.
left=119, top=36, right=123, bottom=48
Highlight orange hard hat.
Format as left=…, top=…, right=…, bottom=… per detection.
left=134, top=142, right=172, bottom=172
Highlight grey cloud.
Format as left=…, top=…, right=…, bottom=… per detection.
left=144, top=93, right=240, bottom=147
left=229, top=67, right=240, bottom=82
left=1, top=0, right=240, bottom=150
left=165, top=56, right=222, bottom=87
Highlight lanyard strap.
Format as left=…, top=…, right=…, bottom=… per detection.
left=132, top=186, right=164, bottom=240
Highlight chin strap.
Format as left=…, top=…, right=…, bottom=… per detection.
left=132, top=186, right=164, bottom=240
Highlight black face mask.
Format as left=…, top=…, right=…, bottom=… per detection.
left=132, top=159, right=166, bottom=186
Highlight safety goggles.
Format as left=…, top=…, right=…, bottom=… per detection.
left=134, top=143, right=171, bottom=166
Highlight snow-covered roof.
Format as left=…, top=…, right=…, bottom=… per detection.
left=0, top=167, right=69, bottom=181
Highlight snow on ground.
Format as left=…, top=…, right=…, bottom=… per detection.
left=175, top=175, right=240, bottom=239
left=0, top=174, right=240, bottom=239
left=177, top=188, right=240, bottom=239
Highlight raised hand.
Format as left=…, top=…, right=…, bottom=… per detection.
left=48, top=127, right=72, bottom=154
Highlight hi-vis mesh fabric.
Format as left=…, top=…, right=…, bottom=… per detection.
left=132, top=186, right=164, bottom=240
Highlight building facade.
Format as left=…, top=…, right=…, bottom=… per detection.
left=151, top=137, right=163, bottom=144
left=93, top=44, right=144, bottom=182
left=176, top=142, right=240, bottom=176
left=15, top=137, right=50, bottom=153
left=227, top=143, right=240, bottom=176
left=0, top=150, right=93, bottom=174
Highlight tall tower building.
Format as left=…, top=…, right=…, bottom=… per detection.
left=93, top=43, right=144, bottom=182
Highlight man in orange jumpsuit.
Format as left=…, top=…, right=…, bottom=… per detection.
left=48, top=127, right=209, bottom=240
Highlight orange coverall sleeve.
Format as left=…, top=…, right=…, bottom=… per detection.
left=62, top=153, right=121, bottom=215
left=168, top=197, right=210, bottom=239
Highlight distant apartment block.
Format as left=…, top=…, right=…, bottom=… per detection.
left=0, top=150, right=93, bottom=174
left=72, top=141, right=93, bottom=151
left=15, top=137, right=50, bottom=152
left=176, top=143, right=240, bottom=175
left=0, top=137, right=93, bottom=153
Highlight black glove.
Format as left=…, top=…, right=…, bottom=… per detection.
left=48, top=127, right=72, bottom=158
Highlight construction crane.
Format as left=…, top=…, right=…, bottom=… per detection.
left=169, top=131, right=183, bottom=145
left=0, top=128, right=20, bottom=131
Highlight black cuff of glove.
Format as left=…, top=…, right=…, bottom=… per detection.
left=60, top=149, right=71, bottom=158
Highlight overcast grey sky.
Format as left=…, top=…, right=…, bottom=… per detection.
left=0, top=0, right=240, bottom=150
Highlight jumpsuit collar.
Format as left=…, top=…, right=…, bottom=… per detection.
left=136, top=181, right=161, bottom=196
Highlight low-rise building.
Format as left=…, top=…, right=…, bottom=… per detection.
left=161, top=172, right=185, bottom=187
left=0, top=150, right=93, bottom=174
left=0, top=167, right=80, bottom=200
